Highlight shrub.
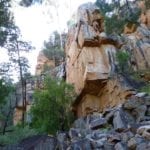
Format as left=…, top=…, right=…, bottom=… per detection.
left=30, top=77, right=75, bottom=135
left=0, top=126, right=37, bottom=146
left=116, top=51, right=130, bottom=73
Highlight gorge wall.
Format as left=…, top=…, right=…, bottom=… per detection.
left=65, top=2, right=150, bottom=117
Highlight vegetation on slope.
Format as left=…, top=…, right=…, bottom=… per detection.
left=30, top=76, right=75, bottom=135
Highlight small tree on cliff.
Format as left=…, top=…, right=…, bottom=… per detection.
left=42, top=31, right=65, bottom=66
left=30, top=77, right=75, bottom=134
left=116, top=50, right=130, bottom=73
left=96, top=0, right=141, bottom=35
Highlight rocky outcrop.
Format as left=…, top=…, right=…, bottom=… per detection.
left=35, top=51, right=55, bottom=75
left=65, top=2, right=150, bottom=117
left=122, top=24, right=150, bottom=71
left=65, top=3, right=139, bottom=117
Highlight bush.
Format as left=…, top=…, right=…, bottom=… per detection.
left=0, top=126, right=38, bottom=146
left=30, top=77, right=75, bottom=135
left=116, top=50, right=130, bottom=73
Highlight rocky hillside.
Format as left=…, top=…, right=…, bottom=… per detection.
left=51, top=94, right=150, bottom=149
left=65, top=2, right=150, bottom=117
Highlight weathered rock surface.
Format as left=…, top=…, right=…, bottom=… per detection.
left=66, top=3, right=144, bottom=117
left=35, top=51, right=55, bottom=75
left=65, top=1, right=150, bottom=117
left=52, top=96, right=150, bottom=149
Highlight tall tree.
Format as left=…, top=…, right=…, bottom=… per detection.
left=6, top=28, right=32, bottom=126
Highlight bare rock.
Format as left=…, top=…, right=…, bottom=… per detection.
left=127, top=137, right=144, bottom=149
left=70, top=139, right=92, bottom=150
left=137, top=125, right=150, bottom=140
left=113, top=109, right=128, bottom=131
left=108, top=134, right=121, bottom=144
left=136, top=142, right=150, bottom=150
left=90, top=118, right=107, bottom=130
left=121, top=131, right=134, bottom=143
left=103, top=141, right=114, bottom=150
left=115, top=142, right=127, bottom=150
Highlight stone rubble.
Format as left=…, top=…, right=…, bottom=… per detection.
left=54, top=94, right=150, bottom=150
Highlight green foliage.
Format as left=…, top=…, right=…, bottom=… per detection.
left=116, top=50, right=130, bottom=73
left=42, top=31, right=64, bottom=66
left=139, top=83, right=150, bottom=94
left=30, top=77, right=75, bottom=135
left=145, top=0, right=150, bottom=9
left=105, top=15, right=126, bottom=35
left=95, top=0, right=113, bottom=15
left=96, top=0, right=141, bottom=35
left=0, top=125, right=38, bottom=146
left=0, top=0, right=15, bottom=47
left=0, top=79, right=12, bottom=105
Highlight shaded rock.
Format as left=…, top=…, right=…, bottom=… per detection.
left=70, top=139, right=92, bottom=150
left=135, top=92, right=147, bottom=97
left=57, top=132, right=68, bottom=150
left=73, top=118, right=87, bottom=129
left=123, top=97, right=143, bottom=109
left=88, top=113, right=103, bottom=123
left=144, top=116, right=150, bottom=121
left=113, top=109, right=128, bottom=131
left=137, top=125, right=150, bottom=140
left=136, top=142, right=150, bottom=150
left=91, top=137, right=106, bottom=149
left=103, top=141, right=114, bottom=150
left=91, top=130, right=108, bottom=140
left=104, top=109, right=115, bottom=123
left=127, top=136, right=144, bottom=149
left=90, top=118, right=107, bottom=130
left=69, top=128, right=81, bottom=141
left=145, top=96, right=150, bottom=106
left=147, top=106, right=150, bottom=116
left=108, top=134, right=121, bottom=144
left=115, top=142, right=127, bottom=150
left=123, top=110, right=135, bottom=124
left=121, top=131, right=134, bottom=143
left=57, top=132, right=68, bottom=143
left=133, top=105, right=147, bottom=122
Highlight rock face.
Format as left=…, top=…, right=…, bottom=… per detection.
left=65, top=3, right=140, bottom=117
left=35, top=51, right=55, bottom=75
left=13, top=76, right=44, bottom=125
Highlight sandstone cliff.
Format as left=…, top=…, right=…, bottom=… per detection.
left=35, top=51, right=55, bottom=75
left=65, top=2, right=150, bottom=117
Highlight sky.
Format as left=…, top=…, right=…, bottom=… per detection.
left=11, top=0, right=96, bottom=76
left=0, top=0, right=96, bottom=81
